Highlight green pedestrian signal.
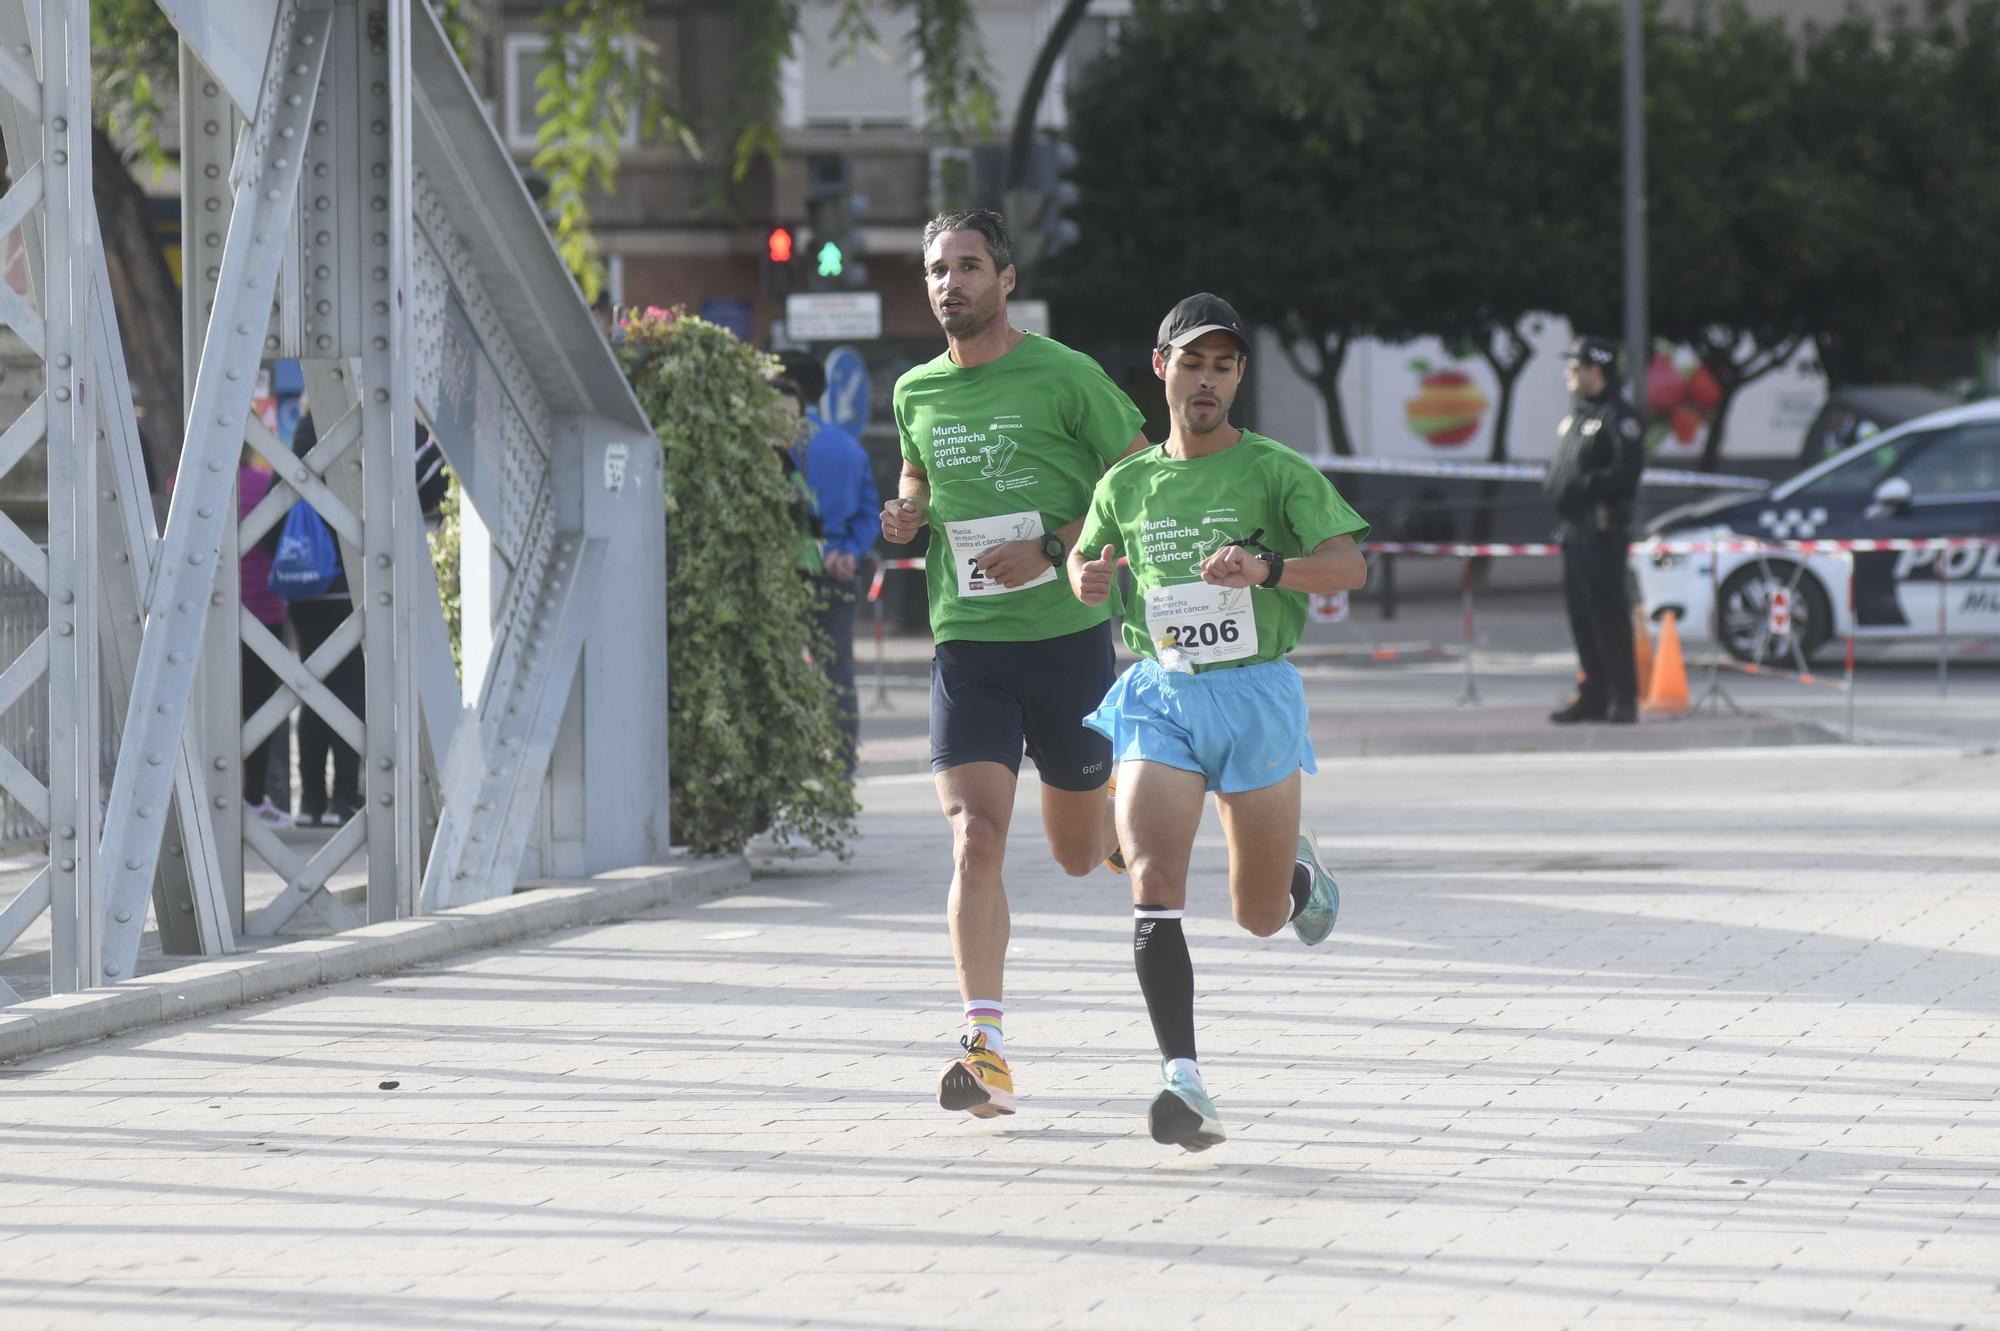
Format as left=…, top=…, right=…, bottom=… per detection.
left=816, top=241, right=844, bottom=279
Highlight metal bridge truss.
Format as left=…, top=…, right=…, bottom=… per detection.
left=0, top=0, right=668, bottom=1002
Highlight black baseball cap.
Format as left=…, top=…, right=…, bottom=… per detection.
left=1157, top=293, right=1250, bottom=353
left=1565, top=335, right=1620, bottom=369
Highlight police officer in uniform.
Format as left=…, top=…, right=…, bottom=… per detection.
left=1544, top=335, right=1645, bottom=724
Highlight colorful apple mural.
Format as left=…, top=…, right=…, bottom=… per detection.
left=1644, top=348, right=1724, bottom=448
left=1404, top=360, right=1490, bottom=446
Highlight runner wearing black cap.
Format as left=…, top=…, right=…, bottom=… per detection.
left=1069, top=293, right=1370, bottom=1151
left=1545, top=334, right=1645, bottom=724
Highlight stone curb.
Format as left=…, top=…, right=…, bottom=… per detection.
left=0, top=856, right=749, bottom=1066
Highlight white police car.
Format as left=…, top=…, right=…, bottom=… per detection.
left=1634, top=400, right=2000, bottom=664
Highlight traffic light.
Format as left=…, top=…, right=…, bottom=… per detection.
left=761, top=224, right=800, bottom=295
left=805, top=152, right=865, bottom=291
left=1003, top=141, right=1082, bottom=273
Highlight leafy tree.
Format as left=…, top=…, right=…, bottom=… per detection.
left=1055, top=0, right=1617, bottom=464
left=1792, top=0, right=2000, bottom=387
left=1648, top=4, right=1813, bottom=467
left=1051, top=0, right=1390, bottom=455
left=1384, top=0, right=1622, bottom=472
left=619, top=308, right=856, bottom=858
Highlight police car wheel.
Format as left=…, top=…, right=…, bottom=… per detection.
left=1716, top=561, right=1831, bottom=667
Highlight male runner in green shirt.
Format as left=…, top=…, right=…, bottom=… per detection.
left=1070, top=293, right=1370, bottom=1151
left=881, top=209, right=1147, bottom=1118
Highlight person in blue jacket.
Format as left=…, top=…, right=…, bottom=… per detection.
left=781, top=351, right=879, bottom=776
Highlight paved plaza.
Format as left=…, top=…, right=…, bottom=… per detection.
left=1, top=732, right=1996, bottom=1329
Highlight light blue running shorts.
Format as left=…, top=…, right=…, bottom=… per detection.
left=1084, top=656, right=1318, bottom=794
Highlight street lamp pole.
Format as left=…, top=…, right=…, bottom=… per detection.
left=1623, top=0, right=1649, bottom=416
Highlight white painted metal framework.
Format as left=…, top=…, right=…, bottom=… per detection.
left=0, top=0, right=667, bottom=1000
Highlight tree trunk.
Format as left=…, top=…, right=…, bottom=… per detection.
left=1469, top=323, right=1532, bottom=561
left=1277, top=327, right=1354, bottom=456
left=93, top=126, right=183, bottom=492
left=1314, top=332, right=1353, bottom=456
left=1697, top=336, right=1801, bottom=471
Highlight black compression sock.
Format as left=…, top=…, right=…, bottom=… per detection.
left=1288, top=861, right=1312, bottom=921
left=1133, top=906, right=1196, bottom=1063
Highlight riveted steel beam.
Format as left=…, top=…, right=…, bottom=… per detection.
left=97, top=2, right=332, bottom=981
left=41, top=0, right=102, bottom=992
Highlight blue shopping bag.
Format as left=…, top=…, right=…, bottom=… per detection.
left=267, top=501, right=340, bottom=600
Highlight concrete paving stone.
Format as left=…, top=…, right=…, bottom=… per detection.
left=2, top=746, right=1996, bottom=1326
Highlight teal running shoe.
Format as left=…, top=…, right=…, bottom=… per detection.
left=1291, top=826, right=1339, bottom=945
left=1148, top=1066, right=1225, bottom=1152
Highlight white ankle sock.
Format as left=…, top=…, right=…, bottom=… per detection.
left=1165, top=1057, right=1202, bottom=1090
left=963, top=999, right=1004, bottom=1056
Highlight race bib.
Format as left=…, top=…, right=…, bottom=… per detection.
left=1145, top=582, right=1258, bottom=666
left=943, top=511, right=1056, bottom=597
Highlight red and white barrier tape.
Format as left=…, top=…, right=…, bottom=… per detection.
left=868, top=535, right=2000, bottom=597
left=1314, top=455, right=1768, bottom=492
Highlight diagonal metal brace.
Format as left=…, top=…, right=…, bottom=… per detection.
left=94, top=1, right=332, bottom=982
left=422, top=535, right=606, bottom=910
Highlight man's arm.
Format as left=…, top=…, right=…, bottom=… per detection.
left=1068, top=543, right=1119, bottom=606
left=974, top=430, right=1145, bottom=585
left=1591, top=410, right=1645, bottom=501
left=881, top=460, right=929, bottom=544
left=826, top=443, right=879, bottom=559
left=1200, top=533, right=1367, bottom=595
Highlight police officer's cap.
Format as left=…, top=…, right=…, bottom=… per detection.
left=1565, top=335, right=1620, bottom=370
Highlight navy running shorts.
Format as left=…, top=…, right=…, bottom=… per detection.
left=929, top=621, right=1116, bottom=791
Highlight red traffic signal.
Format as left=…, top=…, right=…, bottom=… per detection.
left=766, top=226, right=794, bottom=265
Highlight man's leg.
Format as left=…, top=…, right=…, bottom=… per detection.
left=934, top=760, right=1020, bottom=1117
left=1119, top=759, right=1223, bottom=1151
left=814, top=576, right=860, bottom=775
left=1581, top=532, right=1638, bottom=715
left=1555, top=539, right=1608, bottom=721
left=1028, top=621, right=1121, bottom=876
left=936, top=760, right=1018, bottom=1002
left=1214, top=772, right=1304, bottom=938
left=1040, top=782, right=1118, bottom=878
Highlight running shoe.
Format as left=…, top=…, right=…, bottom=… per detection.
left=937, top=1032, right=1015, bottom=1117
left=1103, top=774, right=1127, bottom=874
left=1148, top=1066, right=1225, bottom=1152
left=1291, top=826, right=1339, bottom=946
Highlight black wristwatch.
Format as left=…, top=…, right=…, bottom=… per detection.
left=1040, top=533, right=1067, bottom=567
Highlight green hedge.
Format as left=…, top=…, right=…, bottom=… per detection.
left=619, top=308, right=857, bottom=857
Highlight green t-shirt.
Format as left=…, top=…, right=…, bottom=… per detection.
left=1077, top=431, right=1370, bottom=672
left=895, top=332, right=1144, bottom=644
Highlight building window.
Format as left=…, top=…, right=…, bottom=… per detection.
left=502, top=32, right=642, bottom=153
left=784, top=3, right=921, bottom=132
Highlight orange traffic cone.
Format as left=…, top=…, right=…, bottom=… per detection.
left=1632, top=605, right=1655, bottom=700
left=1642, top=609, right=1689, bottom=714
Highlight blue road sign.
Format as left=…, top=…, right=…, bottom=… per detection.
left=700, top=298, right=753, bottom=343
left=823, top=345, right=870, bottom=433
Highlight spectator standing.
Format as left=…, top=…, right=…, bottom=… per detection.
left=780, top=351, right=879, bottom=774
left=238, top=453, right=292, bottom=828
left=1544, top=335, right=1645, bottom=725
left=286, top=406, right=366, bottom=826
